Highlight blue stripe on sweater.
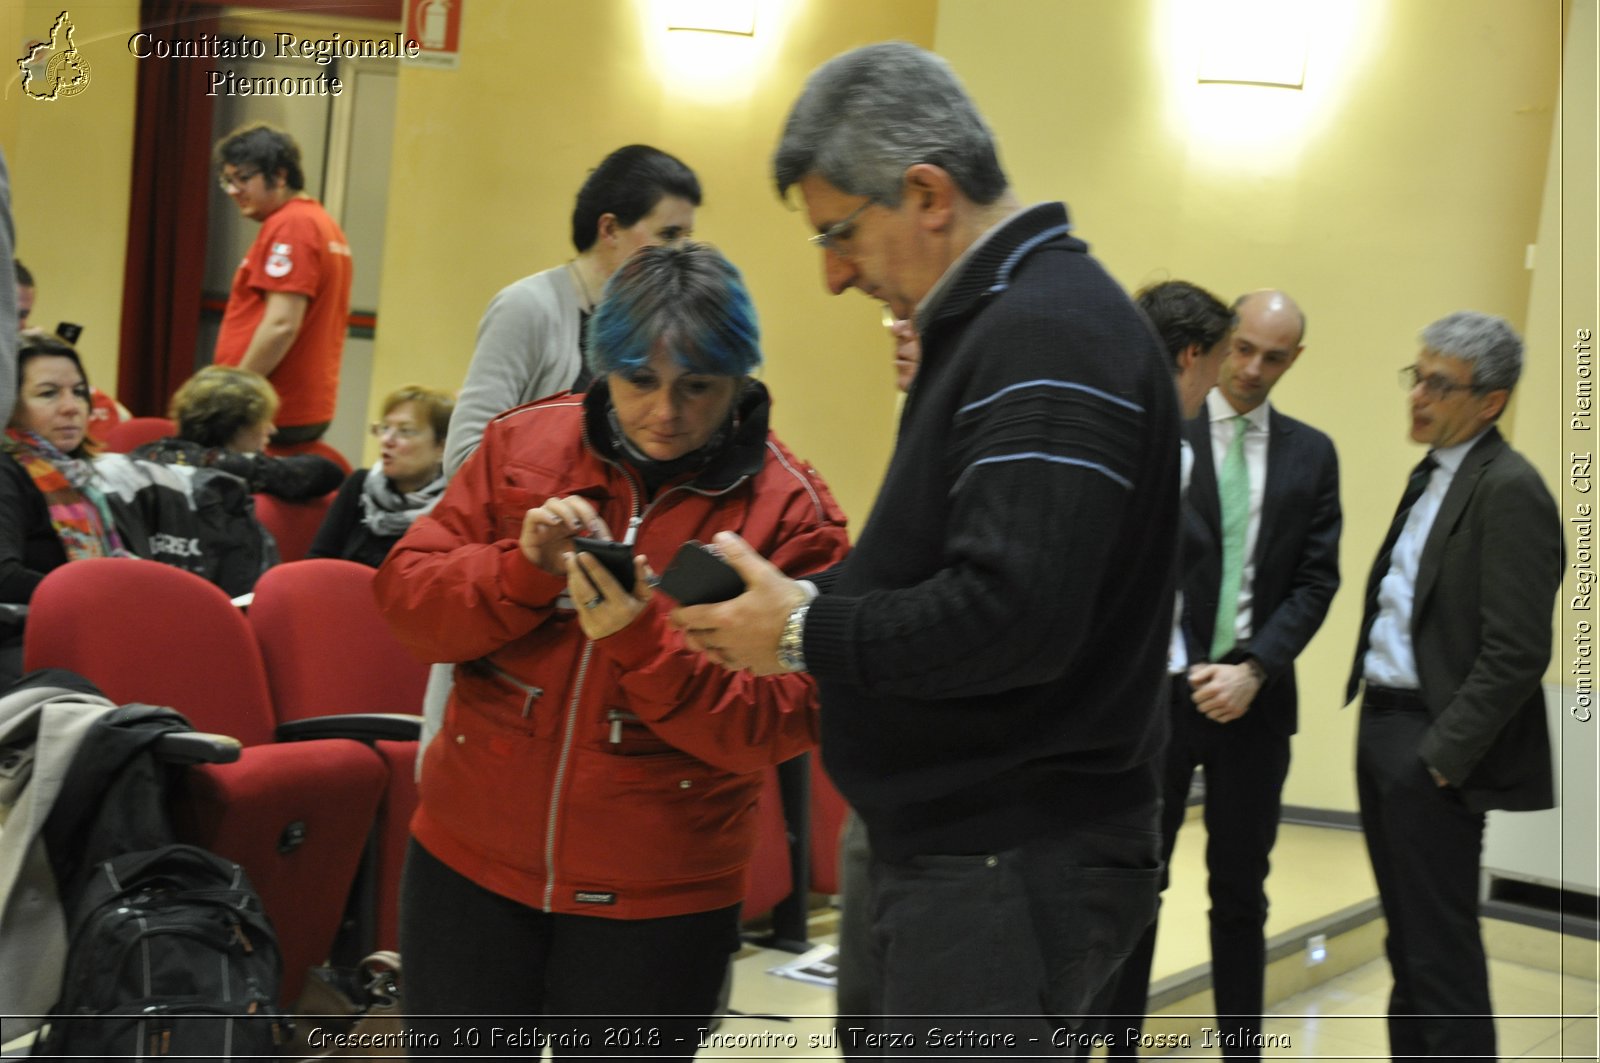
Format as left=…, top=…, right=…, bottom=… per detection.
left=957, top=378, right=1144, bottom=417
left=988, top=223, right=1073, bottom=294
left=952, top=451, right=1134, bottom=495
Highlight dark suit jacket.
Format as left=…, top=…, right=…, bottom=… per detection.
left=1184, top=404, right=1342, bottom=736
left=1348, top=428, right=1559, bottom=813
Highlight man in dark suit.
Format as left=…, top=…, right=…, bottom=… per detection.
left=1164, top=289, right=1342, bottom=1060
left=1349, top=311, right=1560, bottom=1060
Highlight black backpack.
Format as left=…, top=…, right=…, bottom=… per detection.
left=35, top=844, right=287, bottom=1059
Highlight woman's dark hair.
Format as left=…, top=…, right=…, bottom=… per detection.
left=13, top=330, right=95, bottom=456
left=16, top=330, right=88, bottom=390
left=169, top=366, right=279, bottom=449
left=571, top=145, right=701, bottom=252
left=587, top=242, right=759, bottom=378
left=214, top=122, right=306, bottom=191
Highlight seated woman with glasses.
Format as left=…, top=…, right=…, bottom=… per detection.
left=308, top=385, right=452, bottom=568
left=374, top=243, right=849, bottom=1053
left=133, top=365, right=342, bottom=500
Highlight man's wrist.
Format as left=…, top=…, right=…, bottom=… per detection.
left=1243, top=657, right=1266, bottom=685
left=776, top=599, right=810, bottom=673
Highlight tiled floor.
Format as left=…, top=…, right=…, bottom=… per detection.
left=716, top=819, right=1599, bottom=1061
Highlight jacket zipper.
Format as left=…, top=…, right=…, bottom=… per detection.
left=542, top=641, right=594, bottom=911
left=541, top=456, right=646, bottom=910
left=537, top=447, right=755, bottom=905
left=606, top=708, right=642, bottom=744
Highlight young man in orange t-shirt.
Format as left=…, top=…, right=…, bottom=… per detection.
left=213, top=123, right=352, bottom=445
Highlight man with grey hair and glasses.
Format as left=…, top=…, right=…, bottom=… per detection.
left=673, top=41, right=1178, bottom=1052
left=1348, top=311, right=1560, bottom=1060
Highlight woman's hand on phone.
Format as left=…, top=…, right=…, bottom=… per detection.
left=519, top=495, right=611, bottom=575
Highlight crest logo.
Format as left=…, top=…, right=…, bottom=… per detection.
left=19, top=11, right=92, bottom=102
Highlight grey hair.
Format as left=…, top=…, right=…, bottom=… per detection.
left=1420, top=311, right=1523, bottom=394
left=772, top=41, right=1008, bottom=207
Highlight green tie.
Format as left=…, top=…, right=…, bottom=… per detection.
left=1212, top=415, right=1251, bottom=660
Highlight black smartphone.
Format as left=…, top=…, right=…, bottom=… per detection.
left=55, top=321, right=83, bottom=344
left=572, top=537, right=636, bottom=597
left=656, top=541, right=744, bottom=605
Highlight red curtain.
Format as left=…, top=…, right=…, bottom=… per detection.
left=116, top=0, right=217, bottom=417
left=116, top=0, right=402, bottom=416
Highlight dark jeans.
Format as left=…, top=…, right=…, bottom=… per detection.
left=856, top=801, right=1161, bottom=1058
left=399, top=839, right=738, bottom=1060
left=1357, top=697, right=1495, bottom=1062
left=1091, top=674, right=1290, bottom=1061
left=835, top=809, right=881, bottom=1060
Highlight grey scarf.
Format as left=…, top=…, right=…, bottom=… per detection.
left=359, top=467, right=447, bottom=537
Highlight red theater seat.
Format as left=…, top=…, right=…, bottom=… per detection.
left=23, top=557, right=388, bottom=1003
left=101, top=416, right=176, bottom=453
left=253, top=492, right=335, bottom=563
left=249, top=558, right=427, bottom=954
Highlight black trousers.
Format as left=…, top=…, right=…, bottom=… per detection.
left=399, top=839, right=739, bottom=1061
left=1092, top=674, right=1290, bottom=1062
left=1357, top=693, right=1496, bottom=1061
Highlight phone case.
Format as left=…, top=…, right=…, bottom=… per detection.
left=572, top=537, right=636, bottom=594
left=656, top=541, right=745, bottom=605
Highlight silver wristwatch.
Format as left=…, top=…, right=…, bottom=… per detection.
left=776, top=601, right=810, bottom=673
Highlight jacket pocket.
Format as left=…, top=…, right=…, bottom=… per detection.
left=558, top=746, right=759, bottom=885
left=601, top=705, right=675, bottom=756
left=451, top=661, right=551, bottom=736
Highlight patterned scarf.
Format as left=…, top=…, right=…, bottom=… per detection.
left=2, top=428, right=128, bottom=560
left=359, top=466, right=448, bottom=537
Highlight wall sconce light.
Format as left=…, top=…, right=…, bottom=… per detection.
left=1196, top=0, right=1309, bottom=88
left=667, top=0, right=756, bottom=36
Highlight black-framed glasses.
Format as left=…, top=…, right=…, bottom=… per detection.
left=808, top=199, right=874, bottom=254
left=218, top=169, right=260, bottom=192
left=1399, top=364, right=1480, bottom=399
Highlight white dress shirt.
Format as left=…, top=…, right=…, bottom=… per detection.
left=1168, top=439, right=1195, bottom=675
left=1363, top=431, right=1489, bottom=688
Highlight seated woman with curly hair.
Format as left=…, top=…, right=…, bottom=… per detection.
left=134, top=365, right=342, bottom=500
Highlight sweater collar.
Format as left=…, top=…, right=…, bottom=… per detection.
left=916, top=202, right=1084, bottom=335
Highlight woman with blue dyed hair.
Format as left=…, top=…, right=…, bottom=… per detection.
left=375, top=242, right=850, bottom=1054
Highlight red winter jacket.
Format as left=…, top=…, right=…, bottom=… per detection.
left=374, top=384, right=849, bottom=919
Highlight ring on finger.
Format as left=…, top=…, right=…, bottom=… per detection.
left=584, top=596, right=604, bottom=609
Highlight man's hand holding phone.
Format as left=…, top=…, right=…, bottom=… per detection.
left=670, top=532, right=805, bottom=675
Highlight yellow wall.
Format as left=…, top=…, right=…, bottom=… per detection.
left=4, top=0, right=1590, bottom=816
left=370, top=0, right=939, bottom=525
left=1, top=0, right=140, bottom=391
left=1533, top=0, right=1600, bottom=808
left=936, top=0, right=1566, bottom=811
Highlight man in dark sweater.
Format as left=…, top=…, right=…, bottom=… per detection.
left=674, top=42, right=1179, bottom=1053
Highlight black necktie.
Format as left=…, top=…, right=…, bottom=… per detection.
left=1346, top=453, right=1438, bottom=701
